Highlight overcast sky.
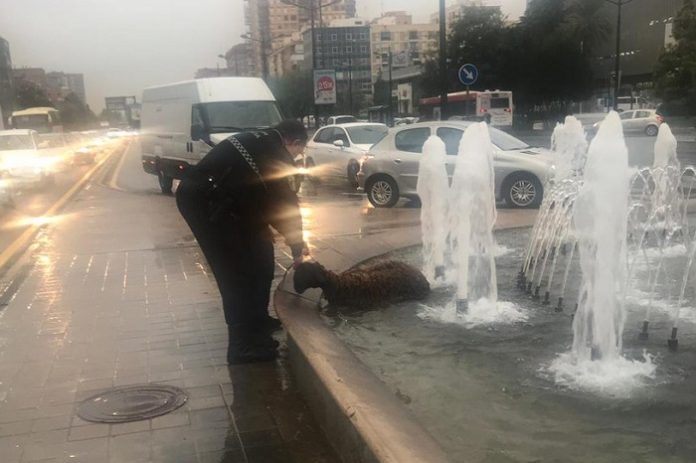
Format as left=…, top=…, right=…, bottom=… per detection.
left=1, top=0, right=526, bottom=112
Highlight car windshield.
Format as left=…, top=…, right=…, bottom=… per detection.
left=346, top=125, right=388, bottom=145
left=0, top=134, right=34, bottom=151
left=38, top=134, right=66, bottom=148
left=335, top=116, right=357, bottom=124
left=11, top=114, right=50, bottom=131
left=489, top=127, right=530, bottom=151
left=203, top=101, right=283, bottom=131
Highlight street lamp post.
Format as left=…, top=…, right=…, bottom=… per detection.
left=217, top=54, right=225, bottom=77
left=439, top=0, right=448, bottom=120
left=605, top=0, right=633, bottom=111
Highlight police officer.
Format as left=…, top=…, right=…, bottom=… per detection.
left=176, top=120, right=308, bottom=364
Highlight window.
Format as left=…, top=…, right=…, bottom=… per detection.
left=314, top=127, right=335, bottom=144
left=619, top=111, right=634, bottom=120
left=409, top=31, right=418, bottom=40
left=332, top=46, right=338, bottom=53
left=436, top=127, right=463, bottom=156
left=636, top=110, right=651, bottom=119
left=395, top=128, right=430, bottom=153
left=331, top=34, right=337, bottom=41
left=490, top=98, right=510, bottom=109
left=346, top=46, right=352, bottom=53
left=360, top=45, right=367, bottom=53
left=360, top=32, right=367, bottom=40
left=346, top=125, right=389, bottom=145
left=332, top=128, right=350, bottom=145
left=346, top=32, right=352, bottom=40
left=191, top=105, right=204, bottom=127
left=380, top=31, right=391, bottom=41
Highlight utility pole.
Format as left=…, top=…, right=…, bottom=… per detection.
left=605, top=0, right=633, bottom=111
left=388, top=48, right=393, bottom=126
left=347, top=52, right=353, bottom=115
left=310, top=0, right=318, bottom=128
left=438, top=0, right=448, bottom=120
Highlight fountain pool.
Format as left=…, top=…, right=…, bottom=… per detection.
left=326, top=230, right=696, bottom=462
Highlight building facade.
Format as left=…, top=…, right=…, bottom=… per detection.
left=244, top=0, right=355, bottom=77
left=303, top=19, right=372, bottom=103
left=370, top=14, right=438, bottom=85
left=45, top=72, right=86, bottom=103
left=0, top=36, right=13, bottom=122
left=593, top=0, right=681, bottom=93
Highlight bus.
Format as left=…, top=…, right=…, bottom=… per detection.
left=8, top=107, right=63, bottom=133
left=419, top=90, right=514, bottom=127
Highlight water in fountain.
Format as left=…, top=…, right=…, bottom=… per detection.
left=548, top=112, right=656, bottom=394
left=416, top=136, right=450, bottom=284
left=551, top=115, right=587, bottom=179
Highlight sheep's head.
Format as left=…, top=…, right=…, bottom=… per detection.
left=293, top=261, right=329, bottom=293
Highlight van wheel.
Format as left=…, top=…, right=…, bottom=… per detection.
left=158, top=171, right=173, bottom=195
left=366, top=175, right=399, bottom=208
left=645, top=125, right=659, bottom=137
left=346, top=160, right=360, bottom=188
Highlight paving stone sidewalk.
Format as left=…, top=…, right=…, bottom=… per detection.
left=0, top=154, right=337, bottom=462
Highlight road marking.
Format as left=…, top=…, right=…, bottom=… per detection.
left=108, top=142, right=130, bottom=191
left=0, top=148, right=116, bottom=273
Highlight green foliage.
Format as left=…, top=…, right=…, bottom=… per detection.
left=57, top=93, right=97, bottom=131
left=418, top=0, right=607, bottom=122
left=14, top=78, right=51, bottom=109
left=268, top=69, right=314, bottom=118
left=654, top=0, right=696, bottom=115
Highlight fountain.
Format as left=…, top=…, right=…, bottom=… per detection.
left=325, top=113, right=696, bottom=461
left=417, top=136, right=450, bottom=283
left=449, top=122, right=498, bottom=312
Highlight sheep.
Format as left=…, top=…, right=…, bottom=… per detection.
left=293, top=260, right=430, bottom=309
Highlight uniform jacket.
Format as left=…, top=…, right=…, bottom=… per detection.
left=187, top=129, right=304, bottom=258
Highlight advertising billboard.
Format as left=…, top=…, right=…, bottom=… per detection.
left=313, top=69, right=336, bottom=105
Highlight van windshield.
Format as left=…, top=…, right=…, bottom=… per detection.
left=202, top=101, right=283, bottom=132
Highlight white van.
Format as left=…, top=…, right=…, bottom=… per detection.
left=140, top=77, right=283, bottom=193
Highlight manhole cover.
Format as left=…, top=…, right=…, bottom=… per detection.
left=76, top=384, right=188, bottom=423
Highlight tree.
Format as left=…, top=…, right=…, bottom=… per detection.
left=57, top=93, right=97, bottom=131
left=561, top=0, right=613, bottom=56
left=14, top=78, right=51, bottom=109
left=654, top=0, right=696, bottom=115
left=267, top=68, right=314, bottom=119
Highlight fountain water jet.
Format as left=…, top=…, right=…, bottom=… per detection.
left=417, top=136, right=450, bottom=283
left=450, top=122, right=498, bottom=312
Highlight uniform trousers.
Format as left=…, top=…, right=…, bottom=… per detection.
left=175, top=179, right=274, bottom=332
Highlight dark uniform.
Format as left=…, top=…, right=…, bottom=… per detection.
left=175, top=129, right=304, bottom=361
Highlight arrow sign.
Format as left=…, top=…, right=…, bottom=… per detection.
left=458, top=63, right=479, bottom=86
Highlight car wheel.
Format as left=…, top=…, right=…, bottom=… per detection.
left=645, top=125, right=659, bottom=137
left=346, top=160, right=360, bottom=188
left=504, top=173, right=542, bottom=209
left=366, top=175, right=399, bottom=208
left=158, top=171, right=174, bottom=195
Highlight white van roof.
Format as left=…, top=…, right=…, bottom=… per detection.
left=142, top=77, right=276, bottom=103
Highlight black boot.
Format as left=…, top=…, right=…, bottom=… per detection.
left=227, top=325, right=278, bottom=365
left=262, top=316, right=282, bottom=333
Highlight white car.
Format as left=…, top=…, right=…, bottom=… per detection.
left=303, top=122, right=388, bottom=187
left=0, top=129, right=57, bottom=188
left=357, top=121, right=556, bottom=208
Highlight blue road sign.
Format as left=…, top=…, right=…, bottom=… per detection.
left=458, top=63, right=479, bottom=86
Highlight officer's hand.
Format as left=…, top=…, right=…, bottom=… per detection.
left=292, top=245, right=310, bottom=269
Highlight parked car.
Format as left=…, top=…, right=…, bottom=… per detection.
left=0, top=129, right=57, bottom=188
left=592, top=109, right=663, bottom=136
left=325, top=115, right=357, bottom=125
left=357, top=121, right=556, bottom=209
left=303, top=122, right=388, bottom=187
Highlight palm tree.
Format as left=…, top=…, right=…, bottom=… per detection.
left=562, top=0, right=613, bottom=55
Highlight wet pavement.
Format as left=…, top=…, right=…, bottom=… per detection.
left=0, top=140, right=537, bottom=463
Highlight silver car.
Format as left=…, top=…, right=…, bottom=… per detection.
left=304, top=122, right=388, bottom=187
left=592, top=109, right=663, bottom=136
left=357, top=121, right=555, bottom=208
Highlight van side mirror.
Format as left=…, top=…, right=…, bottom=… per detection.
left=191, top=124, right=205, bottom=141
left=333, top=139, right=345, bottom=148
